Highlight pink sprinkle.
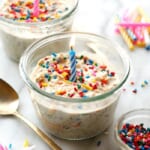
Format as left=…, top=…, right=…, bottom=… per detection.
left=92, top=72, right=96, bottom=76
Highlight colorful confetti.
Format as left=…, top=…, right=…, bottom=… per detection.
left=123, top=80, right=149, bottom=94
left=32, top=52, right=118, bottom=98
left=119, top=123, right=150, bottom=149
left=0, top=139, right=35, bottom=150
left=0, top=0, right=70, bottom=23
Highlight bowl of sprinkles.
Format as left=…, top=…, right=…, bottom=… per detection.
left=0, top=0, right=78, bottom=61
left=115, top=109, right=150, bottom=150
left=19, top=32, right=130, bottom=140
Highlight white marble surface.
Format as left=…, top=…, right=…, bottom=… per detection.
left=1, top=0, right=150, bottom=149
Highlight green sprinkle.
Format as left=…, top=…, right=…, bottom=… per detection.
left=95, top=63, right=98, bottom=66
left=80, top=55, right=83, bottom=59
left=41, top=64, right=45, bottom=68
left=77, top=84, right=81, bottom=89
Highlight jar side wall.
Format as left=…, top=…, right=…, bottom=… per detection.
left=30, top=89, right=120, bottom=140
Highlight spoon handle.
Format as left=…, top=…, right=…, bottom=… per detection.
left=13, top=111, right=62, bottom=150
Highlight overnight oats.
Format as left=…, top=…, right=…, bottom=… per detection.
left=0, top=0, right=78, bottom=61
left=19, top=32, right=130, bottom=140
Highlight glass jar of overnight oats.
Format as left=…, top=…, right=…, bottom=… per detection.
left=19, top=32, right=131, bottom=140
left=0, top=0, right=78, bottom=62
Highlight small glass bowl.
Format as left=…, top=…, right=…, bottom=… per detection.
left=0, top=0, right=78, bottom=62
left=115, top=108, right=150, bottom=150
left=19, top=32, right=130, bottom=140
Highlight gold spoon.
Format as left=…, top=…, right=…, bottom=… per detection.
left=0, top=79, right=61, bottom=150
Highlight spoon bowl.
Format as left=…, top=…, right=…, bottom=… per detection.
left=0, top=79, right=61, bottom=150
left=0, top=79, right=19, bottom=115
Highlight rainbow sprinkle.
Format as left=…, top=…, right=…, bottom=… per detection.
left=119, top=123, right=150, bottom=149
left=0, top=0, right=69, bottom=23
left=0, top=139, right=35, bottom=150
left=31, top=52, right=118, bottom=99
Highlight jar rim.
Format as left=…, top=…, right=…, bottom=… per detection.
left=19, top=32, right=131, bottom=103
left=114, top=108, right=150, bottom=149
left=0, top=0, right=78, bottom=26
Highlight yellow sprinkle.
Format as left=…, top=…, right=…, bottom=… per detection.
left=56, top=90, right=66, bottom=95
left=91, top=79, right=96, bottom=83
left=33, top=17, right=38, bottom=22
left=82, top=84, right=93, bottom=90
left=119, top=27, right=135, bottom=51
left=58, top=65, right=63, bottom=70
left=23, top=139, right=29, bottom=147
left=64, top=80, right=71, bottom=84
left=54, top=13, right=60, bottom=19
left=61, top=72, right=68, bottom=78
left=39, top=14, right=45, bottom=18
left=41, top=82, right=48, bottom=87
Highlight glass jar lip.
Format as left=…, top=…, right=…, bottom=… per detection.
left=114, top=108, right=150, bottom=149
left=0, top=0, right=79, bottom=27
left=19, top=32, right=131, bottom=103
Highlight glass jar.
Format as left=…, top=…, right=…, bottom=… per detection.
left=19, top=32, right=130, bottom=140
left=0, top=0, right=78, bottom=62
left=114, top=109, right=150, bottom=150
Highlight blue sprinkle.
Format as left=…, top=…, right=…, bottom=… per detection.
left=145, top=45, right=150, bottom=50
left=40, top=0, right=44, bottom=3
left=51, top=52, right=57, bottom=57
left=82, top=96, right=88, bottom=99
left=85, top=75, right=90, bottom=79
left=26, top=10, right=30, bottom=19
left=144, top=80, right=148, bottom=85
left=77, top=105, right=82, bottom=109
left=8, top=144, right=12, bottom=150
left=53, top=75, right=57, bottom=79
left=96, top=140, right=101, bottom=146
left=14, top=8, right=21, bottom=12
left=87, top=59, right=93, bottom=65
left=82, top=89, right=88, bottom=93
left=58, top=10, right=63, bottom=13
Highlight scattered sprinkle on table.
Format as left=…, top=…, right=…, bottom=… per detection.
left=0, top=139, right=35, bottom=150
left=96, top=140, right=102, bottom=147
